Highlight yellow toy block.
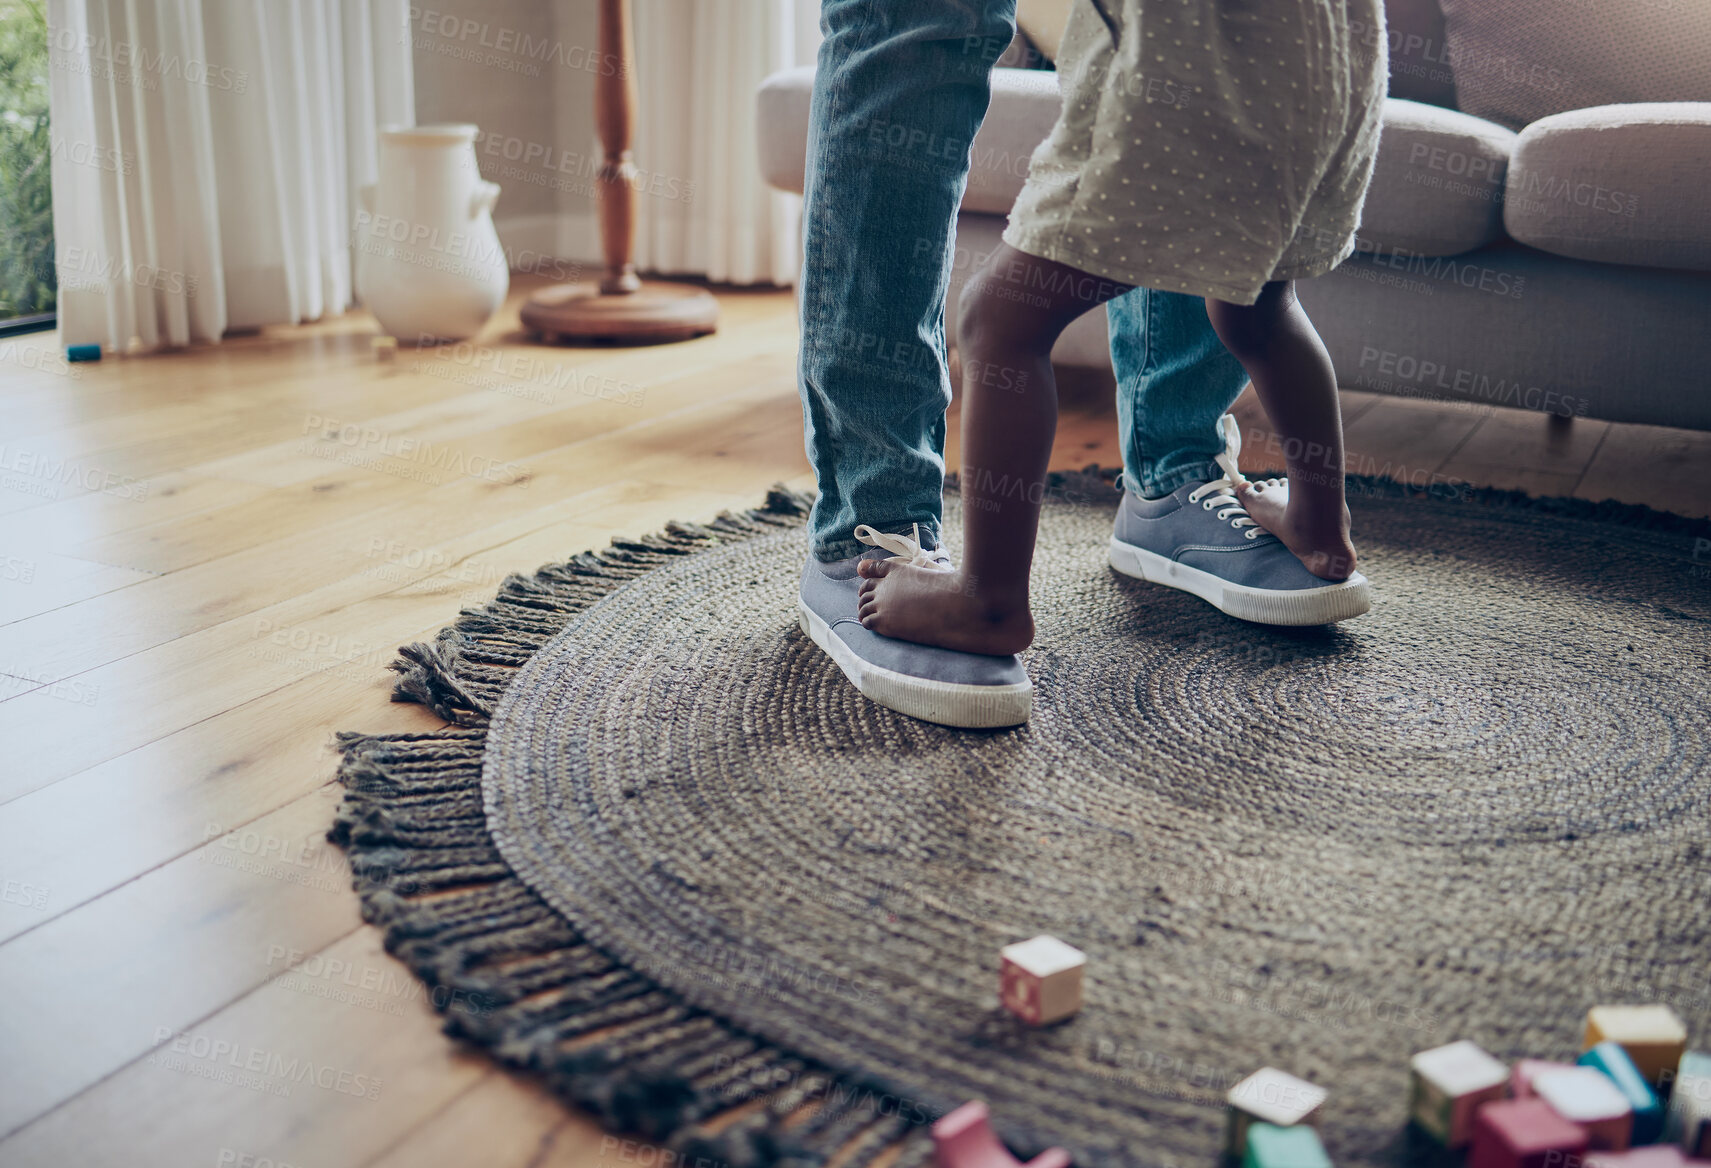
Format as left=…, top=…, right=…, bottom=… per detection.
left=1584, top=1006, right=1688, bottom=1089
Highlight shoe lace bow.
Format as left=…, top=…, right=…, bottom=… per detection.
left=1186, top=414, right=1281, bottom=540
left=852, top=523, right=954, bottom=570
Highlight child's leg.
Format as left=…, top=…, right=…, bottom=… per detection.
left=1204, top=282, right=1358, bottom=581
left=857, top=244, right=1126, bottom=654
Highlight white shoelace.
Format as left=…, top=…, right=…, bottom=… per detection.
left=1185, top=414, right=1280, bottom=541
left=853, top=523, right=955, bottom=570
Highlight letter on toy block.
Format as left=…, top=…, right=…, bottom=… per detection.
left=1411, top=1040, right=1510, bottom=1147
left=999, top=936, right=1085, bottom=1026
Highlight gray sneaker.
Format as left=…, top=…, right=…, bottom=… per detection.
left=1108, top=416, right=1371, bottom=625
left=797, top=525, right=1032, bottom=728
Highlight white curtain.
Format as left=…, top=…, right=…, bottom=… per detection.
left=46, top=0, right=413, bottom=350
left=628, top=0, right=819, bottom=286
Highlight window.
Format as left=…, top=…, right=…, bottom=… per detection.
left=0, top=0, right=54, bottom=333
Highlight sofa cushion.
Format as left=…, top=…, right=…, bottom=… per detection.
left=756, top=65, right=1062, bottom=217
left=1356, top=98, right=1515, bottom=257
left=1437, top=0, right=1711, bottom=130
left=1503, top=103, right=1711, bottom=272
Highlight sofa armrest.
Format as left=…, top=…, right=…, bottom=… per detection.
left=755, top=65, right=1063, bottom=215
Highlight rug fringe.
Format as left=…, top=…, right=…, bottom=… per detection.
left=329, top=485, right=935, bottom=1166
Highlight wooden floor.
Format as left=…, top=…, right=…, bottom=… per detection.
left=1, top=279, right=1706, bottom=1168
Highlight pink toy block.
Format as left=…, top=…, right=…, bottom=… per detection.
left=933, top=1101, right=1071, bottom=1168
left=1536, top=1068, right=1634, bottom=1151
left=1471, top=1098, right=1590, bottom=1168
left=1587, top=1147, right=1691, bottom=1168
left=999, top=936, right=1086, bottom=1026
left=1514, top=1060, right=1579, bottom=1100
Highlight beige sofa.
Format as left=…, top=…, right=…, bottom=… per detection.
left=757, top=0, right=1711, bottom=430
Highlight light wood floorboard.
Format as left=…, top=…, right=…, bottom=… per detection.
left=1, top=279, right=1704, bottom=1166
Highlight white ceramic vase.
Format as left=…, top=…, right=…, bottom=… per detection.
left=355, top=124, right=509, bottom=343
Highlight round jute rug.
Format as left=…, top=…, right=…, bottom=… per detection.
left=331, top=475, right=1711, bottom=1168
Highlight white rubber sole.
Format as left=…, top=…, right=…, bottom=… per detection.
left=1108, top=537, right=1371, bottom=625
left=797, top=599, right=1032, bottom=728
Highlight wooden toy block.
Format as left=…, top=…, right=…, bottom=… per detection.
left=1587, top=1146, right=1691, bottom=1168
left=1411, top=1040, right=1511, bottom=1147
left=1470, top=1099, right=1589, bottom=1168
left=999, top=935, right=1085, bottom=1026
left=1226, top=1067, right=1328, bottom=1159
left=1585, top=1007, right=1688, bottom=1089
left=1243, top=1123, right=1333, bottom=1168
left=1663, top=1052, right=1711, bottom=1158
left=373, top=335, right=398, bottom=361
left=932, top=1100, right=1071, bottom=1168
left=1580, top=1042, right=1665, bottom=1145
left=1536, top=1068, right=1634, bottom=1150
left=1515, top=1061, right=1581, bottom=1100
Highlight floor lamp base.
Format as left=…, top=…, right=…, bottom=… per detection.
left=521, top=280, right=719, bottom=345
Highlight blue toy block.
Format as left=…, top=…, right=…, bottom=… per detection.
left=1243, top=1123, right=1332, bottom=1168
left=1582, top=1041, right=1666, bottom=1144
left=66, top=343, right=101, bottom=362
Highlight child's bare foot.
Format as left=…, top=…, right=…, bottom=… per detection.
left=856, top=559, right=1035, bottom=656
left=1236, top=478, right=1359, bottom=580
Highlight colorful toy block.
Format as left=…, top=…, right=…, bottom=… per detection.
left=1585, top=1007, right=1688, bottom=1090
left=998, top=935, right=1085, bottom=1026
left=1581, top=1042, right=1665, bottom=1144
left=1243, top=1122, right=1333, bottom=1168
left=1411, top=1040, right=1511, bottom=1147
left=1515, top=1060, right=1580, bottom=1100
left=1664, top=1052, right=1711, bottom=1158
left=1587, top=1146, right=1692, bottom=1168
left=66, top=343, right=101, bottom=362
left=1469, top=1098, right=1589, bottom=1168
left=1536, top=1067, right=1634, bottom=1150
left=1226, top=1067, right=1327, bottom=1159
left=932, top=1100, right=1070, bottom=1168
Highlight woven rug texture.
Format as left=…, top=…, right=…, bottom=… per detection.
left=331, top=474, right=1711, bottom=1168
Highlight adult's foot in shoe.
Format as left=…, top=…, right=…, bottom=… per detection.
left=855, top=559, right=1035, bottom=656
left=797, top=524, right=1032, bottom=728
left=1106, top=415, right=1369, bottom=626
left=1235, top=477, right=1359, bottom=581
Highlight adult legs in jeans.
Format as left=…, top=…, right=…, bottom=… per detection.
left=1107, top=287, right=1252, bottom=499
left=798, top=0, right=1016, bottom=562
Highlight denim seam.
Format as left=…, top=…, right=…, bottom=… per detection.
left=1128, top=287, right=1169, bottom=497
left=802, top=0, right=880, bottom=558
left=1144, top=462, right=1225, bottom=499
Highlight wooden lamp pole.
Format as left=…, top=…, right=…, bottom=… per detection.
left=520, top=0, right=718, bottom=344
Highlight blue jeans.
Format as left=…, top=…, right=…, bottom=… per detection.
left=799, top=0, right=1249, bottom=561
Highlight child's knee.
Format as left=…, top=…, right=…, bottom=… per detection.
left=1206, top=286, right=1291, bottom=360
left=957, top=264, right=1018, bottom=356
